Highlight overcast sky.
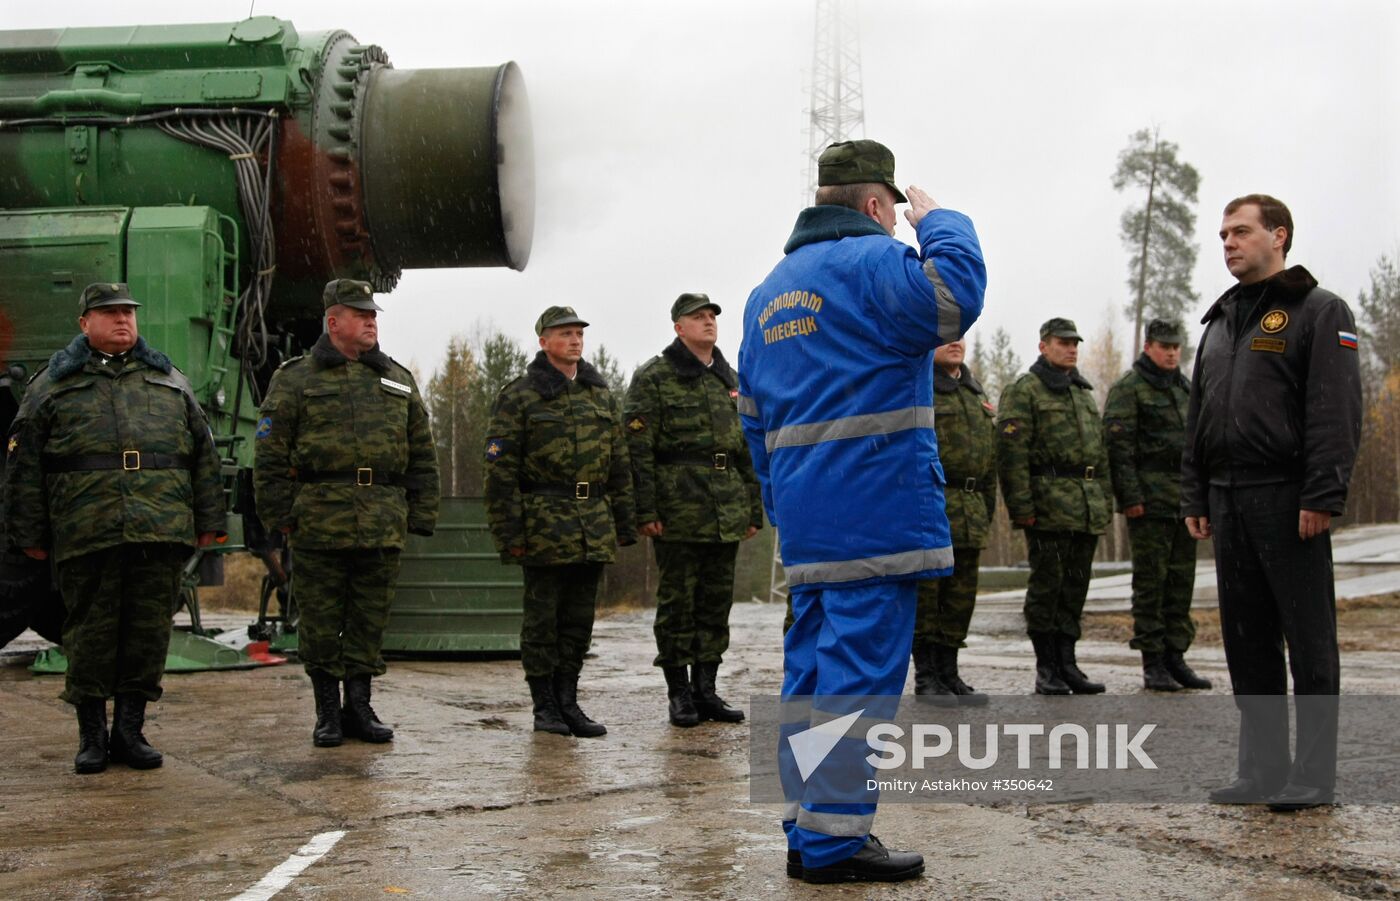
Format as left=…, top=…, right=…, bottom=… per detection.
left=10, top=0, right=1399, bottom=382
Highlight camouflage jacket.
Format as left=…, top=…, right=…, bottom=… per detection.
left=933, top=364, right=997, bottom=548
left=253, top=335, right=439, bottom=550
left=996, top=356, right=1111, bottom=534
left=3, top=336, right=226, bottom=564
left=623, top=339, right=762, bottom=543
left=483, top=352, right=636, bottom=565
left=1103, top=354, right=1190, bottom=518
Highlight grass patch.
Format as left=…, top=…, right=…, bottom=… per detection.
left=198, top=553, right=267, bottom=614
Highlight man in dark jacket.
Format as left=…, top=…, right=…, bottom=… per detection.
left=1182, top=194, right=1362, bottom=810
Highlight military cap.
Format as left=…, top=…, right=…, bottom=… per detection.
left=322, top=278, right=382, bottom=312
left=1039, top=317, right=1083, bottom=341
left=534, top=305, right=590, bottom=336
left=1145, top=318, right=1185, bottom=345
left=671, top=292, right=721, bottom=321
left=818, top=139, right=908, bottom=204
left=78, top=283, right=141, bottom=315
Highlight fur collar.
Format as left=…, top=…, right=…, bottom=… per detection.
left=1030, top=355, right=1092, bottom=393
left=1132, top=352, right=1189, bottom=392
left=1200, top=265, right=1319, bottom=323
left=661, top=338, right=738, bottom=389
left=310, top=333, right=392, bottom=374
left=933, top=362, right=986, bottom=396
left=48, top=335, right=170, bottom=381
left=526, top=351, right=609, bottom=399
left=784, top=205, right=890, bottom=254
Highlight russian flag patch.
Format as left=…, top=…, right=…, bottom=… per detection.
left=1338, top=331, right=1359, bottom=350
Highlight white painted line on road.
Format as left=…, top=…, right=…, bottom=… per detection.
left=230, top=830, right=347, bottom=901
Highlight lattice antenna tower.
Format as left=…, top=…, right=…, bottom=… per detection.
left=803, top=0, right=866, bottom=200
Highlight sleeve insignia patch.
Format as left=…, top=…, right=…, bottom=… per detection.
left=1338, top=331, right=1359, bottom=350
left=1107, top=421, right=1125, bottom=434
left=627, top=416, right=647, bottom=433
left=485, top=437, right=508, bottom=461
left=6, top=435, right=17, bottom=455
left=1000, top=420, right=1020, bottom=436
left=1260, top=310, right=1289, bottom=333
left=255, top=416, right=273, bottom=440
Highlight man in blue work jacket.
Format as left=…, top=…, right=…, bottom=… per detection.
left=738, top=140, right=986, bottom=884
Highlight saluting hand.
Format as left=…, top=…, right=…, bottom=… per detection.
left=904, top=185, right=941, bottom=230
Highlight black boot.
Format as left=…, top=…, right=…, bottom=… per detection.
left=109, top=694, right=163, bottom=769
left=913, top=646, right=956, bottom=706
left=1056, top=636, right=1105, bottom=694
left=663, top=666, right=700, bottom=727
left=554, top=670, right=607, bottom=738
left=801, top=835, right=925, bottom=884
left=1141, top=652, right=1182, bottom=692
left=73, top=698, right=108, bottom=775
left=341, top=675, right=393, bottom=743
left=691, top=662, right=745, bottom=723
left=1164, top=650, right=1213, bottom=689
left=1029, top=632, right=1070, bottom=695
left=911, top=644, right=936, bottom=695
left=310, top=671, right=343, bottom=747
left=527, top=674, right=571, bottom=735
left=935, top=645, right=988, bottom=706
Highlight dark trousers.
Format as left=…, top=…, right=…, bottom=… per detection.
left=1210, top=483, right=1339, bottom=791
left=1023, top=529, right=1099, bottom=638
left=520, top=563, right=602, bottom=677
left=1127, top=517, right=1198, bottom=653
left=652, top=540, right=739, bottom=667
left=56, top=543, right=187, bottom=704
left=914, top=546, right=981, bottom=649
left=294, top=547, right=402, bottom=680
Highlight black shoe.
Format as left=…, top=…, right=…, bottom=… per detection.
left=73, top=698, right=108, bottom=775
left=801, top=836, right=924, bottom=884
left=341, top=675, right=394, bottom=743
left=786, top=849, right=802, bottom=879
left=109, top=694, right=163, bottom=769
left=1208, top=777, right=1280, bottom=805
left=554, top=670, right=607, bottom=738
left=1141, top=652, right=1182, bottom=692
left=934, top=645, right=988, bottom=707
left=663, top=666, right=700, bottom=727
left=691, top=662, right=745, bottom=723
left=1266, top=784, right=1334, bottom=812
left=912, top=646, right=956, bottom=706
left=310, top=671, right=343, bottom=747
left=1056, top=636, right=1105, bottom=694
left=527, top=675, right=571, bottom=735
left=1029, top=633, right=1070, bottom=695
left=1164, top=650, right=1213, bottom=690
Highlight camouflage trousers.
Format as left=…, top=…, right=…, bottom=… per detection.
left=1127, top=517, right=1198, bottom=653
left=914, top=546, right=982, bottom=650
left=521, top=563, right=602, bottom=677
left=1023, top=529, right=1099, bottom=639
left=56, top=542, right=186, bottom=704
left=294, top=547, right=402, bottom=680
left=652, top=540, right=739, bottom=667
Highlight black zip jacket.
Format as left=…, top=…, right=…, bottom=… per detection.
left=1180, top=265, right=1362, bottom=517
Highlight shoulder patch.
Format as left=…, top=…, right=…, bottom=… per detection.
left=1000, top=419, right=1021, bottom=437
left=256, top=416, right=274, bottom=440
left=627, top=415, right=647, bottom=433
left=485, top=436, right=510, bottom=461
left=1338, top=331, right=1358, bottom=350
left=7, top=434, right=18, bottom=456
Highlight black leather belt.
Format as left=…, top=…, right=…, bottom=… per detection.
left=43, top=451, right=191, bottom=473
left=1030, top=464, right=1097, bottom=481
left=297, top=468, right=423, bottom=489
left=656, top=450, right=731, bottom=470
left=945, top=475, right=982, bottom=491
left=521, top=481, right=608, bottom=499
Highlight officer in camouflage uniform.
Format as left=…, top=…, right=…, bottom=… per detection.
left=1103, top=318, right=1212, bottom=692
left=996, top=318, right=1111, bottom=695
left=484, top=306, right=636, bottom=738
left=3, top=283, right=225, bottom=774
left=254, top=280, right=439, bottom=749
left=624, top=293, right=763, bottom=728
left=912, top=338, right=994, bottom=705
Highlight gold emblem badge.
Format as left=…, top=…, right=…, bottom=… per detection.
left=6, top=436, right=16, bottom=454
left=1260, top=310, right=1289, bottom=334
left=627, top=417, right=646, bottom=433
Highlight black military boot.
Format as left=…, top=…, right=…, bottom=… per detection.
left=1164, top=650, right=1213, bottom=689
left=309, top=671, right=343, bottom=747
left=913, top=646, right=956, bottom=706
left=109, top=694, right=163, bottom=769
left=1056, top=636, right=1105, bottom=694
left=341, top=675, right=394, bottom=743
left=663, top=666, right=700, bottom=728
left=527, top=675, right=571, bottom=735
left=801, top=835, right=925, bottom=884
left=935, top=645, right=988, bottom=706
left=1029, top=632, right=1070, bottom=695
left=73, top=698, right=108, bottom=775
left=1141, top=651, right=1182, bottom=692
left=554, top=670, right=607, bottom=738
left=691, top=662, right=745, bottom=723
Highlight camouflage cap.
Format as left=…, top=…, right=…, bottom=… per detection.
left=1145, top=318, right=1185, bottom=345
left=1039, top=317, right=1083, bottom=341
left=671, top=292, right=721, bottom=321
left=78, top=282, right=141, bottom=315
left=535, top=305, right=589, bottom=336
left=322, top=278, right=382, bottom=312
left=818, top=139, right=908, bottom=204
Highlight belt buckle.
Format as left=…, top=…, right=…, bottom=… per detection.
left=575, top=481, right=590, bottom=500
left=713, top=452, right=728, bottom=471
left=964, top=477, right=977, bottom=492
left=357, top=467, right=374, bottom=487
left=122, top=450, right=141, bottom=471
left=1084, top=466, right=1095, bottom=481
